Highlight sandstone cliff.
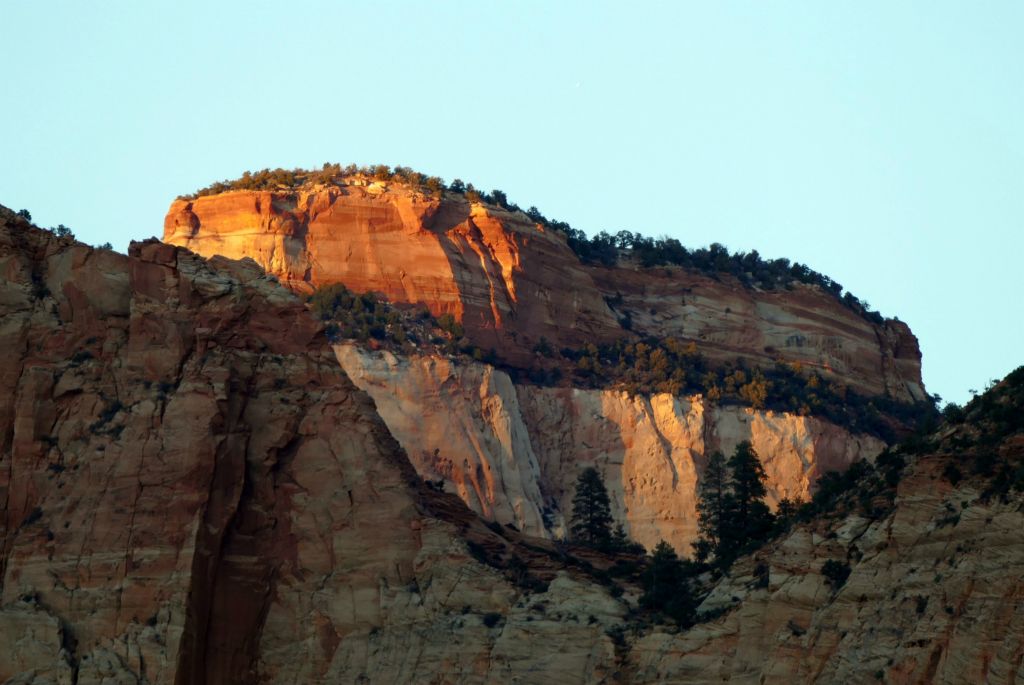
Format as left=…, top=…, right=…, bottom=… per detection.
left=0, top=211, right=632, bottom=684
left=627, top=385, right=1024, bottom=684
left=2, top=206, right=1020, bottom=684
left=335, top=344, right=884, bottom=552
left=164, top=181, right=925, bottom=403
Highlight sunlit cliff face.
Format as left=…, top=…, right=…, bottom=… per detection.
left=334, top=344, right=886, bottom=552
left=165, top=181, right=925, bottom=402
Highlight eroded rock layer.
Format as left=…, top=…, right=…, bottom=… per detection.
left=335, top=345, right=885, bottom=552
left=2, top=207, right=1019, bottom=685
left=164, top=183, right=925, bottom=402
left=0, top=214, right=628, bottom=684
left=628, top=443, right=1024, bottom=684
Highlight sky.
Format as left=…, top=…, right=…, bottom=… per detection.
left=2, top=1, right=1021, bottom=406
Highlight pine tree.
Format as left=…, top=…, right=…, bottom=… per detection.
left=696, top=442, right=775, bottom=566
left=696, top=450, right=730, bottom=558
left=610, top=524, right=629, bottom=551
left=640, top=541, right=698, bottom=626
left=610, top=523, right=644, bottom=554
left=726, top=441, right=774, bottom=550
left=570, top=467, right=613, bottom=547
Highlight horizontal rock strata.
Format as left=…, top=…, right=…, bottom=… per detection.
left=164, top=183, right=925, bottom=402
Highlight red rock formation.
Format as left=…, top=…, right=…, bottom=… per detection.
left=0, top=210, right=629, bottom=683
left=164, top=184, right=618, bottom=369
left=164, top=182, right=925, bottom=402
left=2, top=205, right=1018, bottom=685
left=0, top=214, right=418, bottom=681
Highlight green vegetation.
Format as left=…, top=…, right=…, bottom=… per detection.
left=570, top=467, right=615, bottom=548
left=635, top=369, right=1024, bottom=628
left=589, top=443, right=778, bottom=629
left=9, top=208, right=77, bottom=242
left=639, top=541, right=699, bottom=627
left=694, top=451, right=729, bottom=562
left=309, top=284, right=403, bottom=343
left=466, top=371, right=1022, bottom=636
left=182, top=166, right=313, bottom=198
left=181, top=163, right=451, bottom=201
left=308, top=283, right=495, bottom=362
left=771, top=365, right=1024, bottom=532
left=617, top=367, right=1022, bottom=635
left=309, top=282, right=935, bottom=441
left=726, top=442, right=775, bottom=552
left=694, top=442, right=776, bottom=567
left=559, top=337, right=935, bottom=441
left=936, top=366, right=1024, bottom=500
left=558, top=228, right=885, bottom=324
left=561, top=440, right=774, bottom=626
left=194, top=160, right=932, bottom=439
left=821, top=559, right=851, bottom=591
left=568, top=468, right=645, bottom=555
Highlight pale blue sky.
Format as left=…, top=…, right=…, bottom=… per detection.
left=2, top=1, right=1021, bottom=405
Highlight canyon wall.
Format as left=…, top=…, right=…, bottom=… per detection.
left=2, top=207, right=1019, bottom=685
left=164, top=182, right=926, bottom=403
left=335, top=345, right=885, bottom=552
left=628, top=447, right=1024, bottom=684
left=163, top=184, right=617, bottom=371
left=0, top=215, right=629, bottom=684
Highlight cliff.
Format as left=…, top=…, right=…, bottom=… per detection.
left=164, top=181, right=926, bottom=403
left=2, top=205, right=1020, bottom=684
left=335, top=344, right=884, bottom=552
left=0, top=211, right=631, bottom=683
left=628, top=373, right=1024, bottom=683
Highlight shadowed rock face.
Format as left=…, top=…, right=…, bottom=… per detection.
left=0, top=214, right=399, bottom=681
left=0, top=211, right=633, bottom=684
left=629, top=439, right=1024, bottom=685
left=164, top=182, right=925, bottom=403
left=1, top=207, right=1019, bottom=684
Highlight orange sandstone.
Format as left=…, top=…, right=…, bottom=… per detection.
left=164, top=182, right=925, bottom=402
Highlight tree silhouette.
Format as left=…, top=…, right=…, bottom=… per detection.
left=694, top=441, right=775, bottom=566
left=640, top=541, right=697, bottom=626
left=695, top=450, right=730, bottom=561
left=570, top=467, right=613, bottom=547
left=727, top=441, right=772, bottom=540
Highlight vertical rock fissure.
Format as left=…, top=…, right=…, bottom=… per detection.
left=173, top=369, right=252, bottom=685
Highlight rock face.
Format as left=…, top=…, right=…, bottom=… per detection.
left=627, top=445, right=1024, bottom=684
left=164, top=182, right=926, bottom=402
left=335, top=345, right=885, bottom=552
left=0, top=214, right=629, bottom=684
left=163, top=184, right=617, bottom=372
left=2, top=207, right=1019, bottom=685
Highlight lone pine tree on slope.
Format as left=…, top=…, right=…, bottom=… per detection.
left=570, top=467, right=614, bottom=548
